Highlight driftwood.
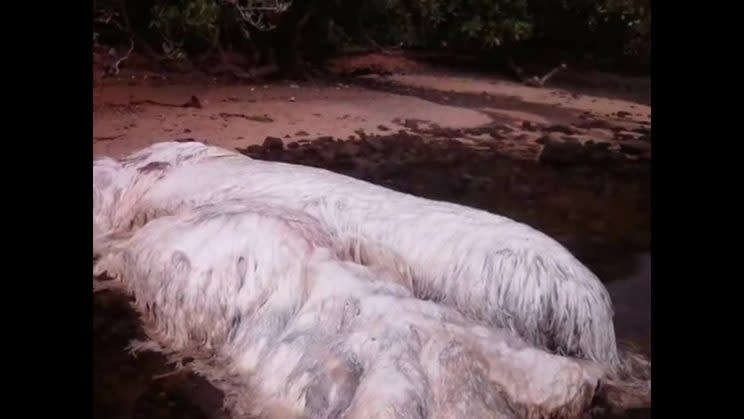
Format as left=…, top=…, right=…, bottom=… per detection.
left=507, top=58, right=567, bottom=87
left=106, top=38, right=134, bottom=76
left=129, top=96, right=203, bottom=109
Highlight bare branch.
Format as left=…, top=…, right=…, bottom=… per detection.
left=107, top=38, right=135, bottom=76
left=220, top=0, right=293, bottom=32
left=508, top=57, right=567, bottom=88
left=538, top=63, right=567, bottom=86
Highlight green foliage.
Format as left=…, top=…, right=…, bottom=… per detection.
left=332, top=0, right=648, bottom=69
left=149, top=0, right=221, bottom=55
left=605, top=0, right=650, bottom=59
left=370, top=0, right=534, bottom=48
left=447, top=0, right=533, bottom=46
left=93, top=0, right=649, bottom=73
left=527, top=0, right=647, bottom=45
left=144, top=1, right=295, bottom=57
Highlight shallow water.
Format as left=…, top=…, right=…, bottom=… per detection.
left=607, top=252, right=651, bottom=353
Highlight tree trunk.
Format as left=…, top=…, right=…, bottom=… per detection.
left=272, top=0, right=316, bottom=79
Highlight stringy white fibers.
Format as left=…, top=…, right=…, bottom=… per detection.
left=94, top=201, right=605, bottom=418
left=93, top=141, right=650, bottom=411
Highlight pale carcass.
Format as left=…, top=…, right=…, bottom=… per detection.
left=93, top=141, right=649, bottom=388
left=94, top=200, right=616, bottom=418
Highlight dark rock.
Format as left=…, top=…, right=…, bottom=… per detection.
left=316, top=136, right=335, bottom=144
left=614, top=132, right=636, bottom=141
left=340, top=141, right=362, bottom=157
left=489, top=131, right=505, bottom=140
left=378, top=160, right=408, bottom=178
left=263, top=136, right=284, bottom=150
left=586, top=141, right=612, bottom=150
left=464, top=127, right=490, bottom=136
left=633, top=127, right=651, bottom=136
left=546, top=124, right=578, bottom=135
left=576, top=120, right=613, bottom=130
left=536, top=133, right=562, bottom=145
left=619, top=140, right=651, bottom=155
left=238, top=144, right=262, bottom=155
left=351, top=157, right=376, bottom=174
left=301, top=145, right=319, bottom=157
left=585, top=148, right=619, bottom=164
left=539, top=140, right=586, bottom=165
left=364, top=137, right=385, bottom=152
left=319, top=148, right=336, bottom=161
left=403, top=119, right=422, bottom=130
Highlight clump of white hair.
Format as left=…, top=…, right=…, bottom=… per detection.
left=94, top=200, right=618, bottom=418
left=93, top=141, right=650, bottom=402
